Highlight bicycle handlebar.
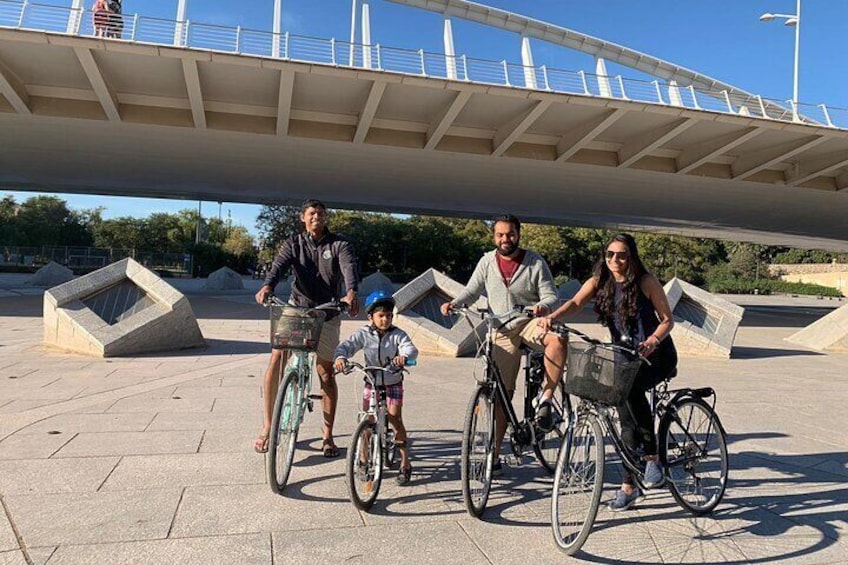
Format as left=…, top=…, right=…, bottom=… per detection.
left=264, top=294, right=349, bottom=313
left=335, top=359, right=416, bottom=379
left=548, top=320, right=647, bottom=361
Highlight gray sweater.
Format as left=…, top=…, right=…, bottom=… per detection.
left=451, top=249, right=558, bottom=331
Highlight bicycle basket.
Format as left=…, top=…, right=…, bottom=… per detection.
left=269, top=304, right=326, bottom=351
left=564, top=341, right=641, bottom=405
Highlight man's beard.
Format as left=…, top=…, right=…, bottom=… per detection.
left=497, top=241, right=517, bottom=256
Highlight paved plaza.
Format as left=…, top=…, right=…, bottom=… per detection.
left=1, top=276, right=847, bottom=564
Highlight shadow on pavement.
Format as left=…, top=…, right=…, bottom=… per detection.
left=732, top=346, right=824, bottom=359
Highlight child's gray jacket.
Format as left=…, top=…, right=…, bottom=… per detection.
left=334, top=325, right=418, bottom=386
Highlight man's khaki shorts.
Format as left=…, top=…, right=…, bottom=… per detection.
left=316, top=316, right=341, bottom=363
left=492, top=319, right=548, bottom=392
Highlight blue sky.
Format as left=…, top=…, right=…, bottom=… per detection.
left=5, top=0, right=847, bottom=236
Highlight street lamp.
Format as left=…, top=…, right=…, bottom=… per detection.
left=759, top=1, right=802, bottom=122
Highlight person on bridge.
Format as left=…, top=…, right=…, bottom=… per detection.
left=91, top=0, right=109, bottom=37
left=538, top=233, right=678, bottom=511
left=440, top=214, right=566, bottom=474
left=254, top=199, right=360, bottom=457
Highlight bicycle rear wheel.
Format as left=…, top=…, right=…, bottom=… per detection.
left=551, top=413, right=604, bottom=555
left=267, top=369, right=301, bottom=494
left=534, top=380, right=572, bottom=473
left=347, top=416, right=383, bottom=511
left=659, top=397, right=728, bottom=515
left=461, top=384, right=496, bottom=518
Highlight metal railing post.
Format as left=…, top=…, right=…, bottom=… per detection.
left=283, top=31, right=289, bottom=59
left=652, top=80, right=664, bottom=104
left=687, top=85, right=700, bottom=109
left=617, top=75, right=629, bottom=100
left=541, top=65, right=550, bottom=91
left=17, top=1, right=28, bottom=27
left=419, top=49, right=426, bottom=76
left=376, top=44, right=382, bottom=70
left=184, top=20, right=190, bottom=47
left=789, top=99, right=800, bottom=123
left=235, top=25, right=241, bottom=53
left=130, top=13, right=138, bottom=41
left=578, top=70, right=589, bottom=95
left=756, top=95, right=768, bottom=118
left=461, top=55, right=468, bottom=81
left=331, top=38, right=336, bottom=65
left=819, top=104, right=835, bottom=128
left=501, top=60, right=510, bottom=86
left=722, top=90, right=734, bottom=113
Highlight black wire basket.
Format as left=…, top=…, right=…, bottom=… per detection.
left=564, top=341, right=642, bottom=405
left=269, top=305, right=326, bottom=351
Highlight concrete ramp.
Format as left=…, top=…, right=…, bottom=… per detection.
left=664, top=278, right=744, bottom=358
left=204, top=267, right=244, bottom=290
left=787, top=304, right=848, bottom=352
left=392, top=268, right=486, bottom=357
left=30, top=261, right=74, bottom=287
left=43, top=258, right=206, bottom=357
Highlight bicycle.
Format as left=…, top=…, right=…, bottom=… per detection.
left=548, top=322, right=728, bottom=555
left=449, top=304, right=573, bottom=518
left=264, top=295, right=347, bottom=494
left=337, top=359, right=416, bottom=511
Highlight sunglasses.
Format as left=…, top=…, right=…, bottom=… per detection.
left=605, top=250, right=629, bottom=260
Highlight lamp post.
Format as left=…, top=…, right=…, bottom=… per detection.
left=760, top=0, right=801, bottom=122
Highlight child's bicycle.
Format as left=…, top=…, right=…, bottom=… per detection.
left=264, top=295, right=347, bottom=494
left=336, top=359, right=416, bottom=510
left=547, top=322, right=728, bottom=555
left=448, top=304, right=572, bottom=518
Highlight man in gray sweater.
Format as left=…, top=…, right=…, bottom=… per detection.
left=440, top=214, right=566, bottom=469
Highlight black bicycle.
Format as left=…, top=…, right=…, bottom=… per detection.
left=548, top=322, right=728, bottom=555
left=449, top=305, right=572, bottom=518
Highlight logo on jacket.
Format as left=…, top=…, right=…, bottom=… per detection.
left=322, top=250, right=333, bottom=260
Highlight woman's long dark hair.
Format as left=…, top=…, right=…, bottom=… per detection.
left=593, top=234, right=649, bottom=333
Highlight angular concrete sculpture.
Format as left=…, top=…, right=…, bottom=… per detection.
left=204, top=266, right=244, bottom=290
left=43, top=258, right=205, bottom=357
left=557, top=279, right=582, bottom=301
left=393, top=268, right=486, bottom=357
left=30, top=261, right=74, bottom=287
left=786, top=303, right=848, bottom=352
left=663, top=277, right=744, bottom=358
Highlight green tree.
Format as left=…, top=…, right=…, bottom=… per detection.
left=256, top=205, right=302, bottom=253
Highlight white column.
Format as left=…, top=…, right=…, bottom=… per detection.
left=668, top=79, right=683, bottom=106
left=444, top=17, right=457, bottom=79
left=67, top=0, right=84, bottom=35
left=349, top=0, right=358, bottom=65
left=520, top=35, right=536, bottom=89
left=174, top=0, right=188, bottom=46
left=595, top=57, right=612, bottom=97
left=792, top=0, right=801, bottom=121
left=272, top=0, right=282, bottom=58
left=361, top=0, right=372, bottom=69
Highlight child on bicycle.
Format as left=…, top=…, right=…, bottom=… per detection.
left=334, top=290, right=419, bottom=485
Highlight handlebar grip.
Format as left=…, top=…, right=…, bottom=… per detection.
left=404, top=359, right=417, bottom=367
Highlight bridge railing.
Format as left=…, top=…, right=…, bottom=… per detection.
left=1, top=0, right=846, bottom=130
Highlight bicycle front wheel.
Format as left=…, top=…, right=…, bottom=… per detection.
left=461, top=384, right=496, bottom=518
left=347, top=416, right=383, bottom=511
left=659, top=397, right=728, bottom=515
left=534, top=380, right=572, bottom=473
left=267, top=369, right=301, bottom=494
left=551, top=413, right=604, bottom=555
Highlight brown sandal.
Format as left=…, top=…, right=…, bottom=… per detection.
left=396, top=464, right=412, bottom=485
left=322, top=439, right=340, bottom=458
left=254, top=431, right=269, bottom=454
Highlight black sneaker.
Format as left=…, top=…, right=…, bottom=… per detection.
left=491, top=459, right=504, bottom=477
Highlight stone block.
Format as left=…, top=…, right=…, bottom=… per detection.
left=204, top=267, right=244, bottom=290
left=43, top=258, right=205, bottom=357
left=393, top=268, right=486, bottom=357
left=787, top=303, right=848, bottom=352
left=664, top=277, right=744, bottom=358
left=29, top=261, right=74, bottom=287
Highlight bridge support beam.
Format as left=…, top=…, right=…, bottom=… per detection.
left=785, top=151, right=848, bottom=187
left=181, top=59, right=206, bottom=129
left=556, top=108, right=624, bottom=162
left=74, top=47, right=120, bottom=122
left=676, top=127, right=761, bottom=175
left=276, top=70, right=295, bottom=135
left=618, top=118, right=695, bottom=168
left=444, top=18, right=457, bottom=80
left=0, top=57, right=30, bottom=115
left=492, top=98, right=552, bottom=156
left=354, top=80, right=386, bottom=143
left=425, top=89, right=472, bottom=150
left=732, top=135, right=827, bottom=181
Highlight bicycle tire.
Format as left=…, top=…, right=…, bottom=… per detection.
left=267, top=369, right=301, bottom=494
left=347, top=416, right=383, bottom=511
left=461, top=384, right=496, bottom=518
left=659, top=396, right=728, bottom=515
left=551, top=413, right=604, bottom=555
left=533, top=380, right=572, bottom=473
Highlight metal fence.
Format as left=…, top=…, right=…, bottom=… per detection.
left=0, top=245, right=191, bottom=275
left=0, top=0, right=846, bottom=129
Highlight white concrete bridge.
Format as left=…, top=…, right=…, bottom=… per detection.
left=0, top=0, right=847, bottom=250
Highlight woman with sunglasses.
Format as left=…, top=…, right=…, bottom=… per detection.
left=538, top=233, right=677, bottom=511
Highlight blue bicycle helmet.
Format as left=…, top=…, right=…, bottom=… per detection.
left=365, top=290, right=395, bottom=314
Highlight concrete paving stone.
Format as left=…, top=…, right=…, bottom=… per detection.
left=169, top=484, right=362, bottom=537
left=0, top=457, right=119, bottom=495
left=273, top=522, right=489, bottom=565
left=730, top=532, right=848, bottom=564
left=16, top=413, right=155, bottom=435
left=0, top=551, right=27, bottom=565
left=198, top=428, right=261, bottom=453
left=106, top=392, right=215, bottom=414
left=0, top=432, right=71, bottom=460
left=0, top=400, right=58, bottom=414
left=3, top=490, right=181, bottom=547
left=146, top=411, right=261, bottom=432
left=46, top=533, right=272, bottom=565
left=25, top=547, right=56, bottom=565
left=54, top=430, right=204, bottom=458
left=0, top=510, right=18, bottom=552
left=101, top=452, right=263, bottom=491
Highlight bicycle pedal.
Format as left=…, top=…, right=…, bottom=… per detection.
left=307, top=394, right=323, bottom=400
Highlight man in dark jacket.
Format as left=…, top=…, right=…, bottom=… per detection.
left=254, top=199, right=360, bottom=457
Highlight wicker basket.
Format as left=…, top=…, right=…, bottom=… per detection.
left=269, top=304, right=326, bottom=351
left=564, top=341, right=642, bottom=405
